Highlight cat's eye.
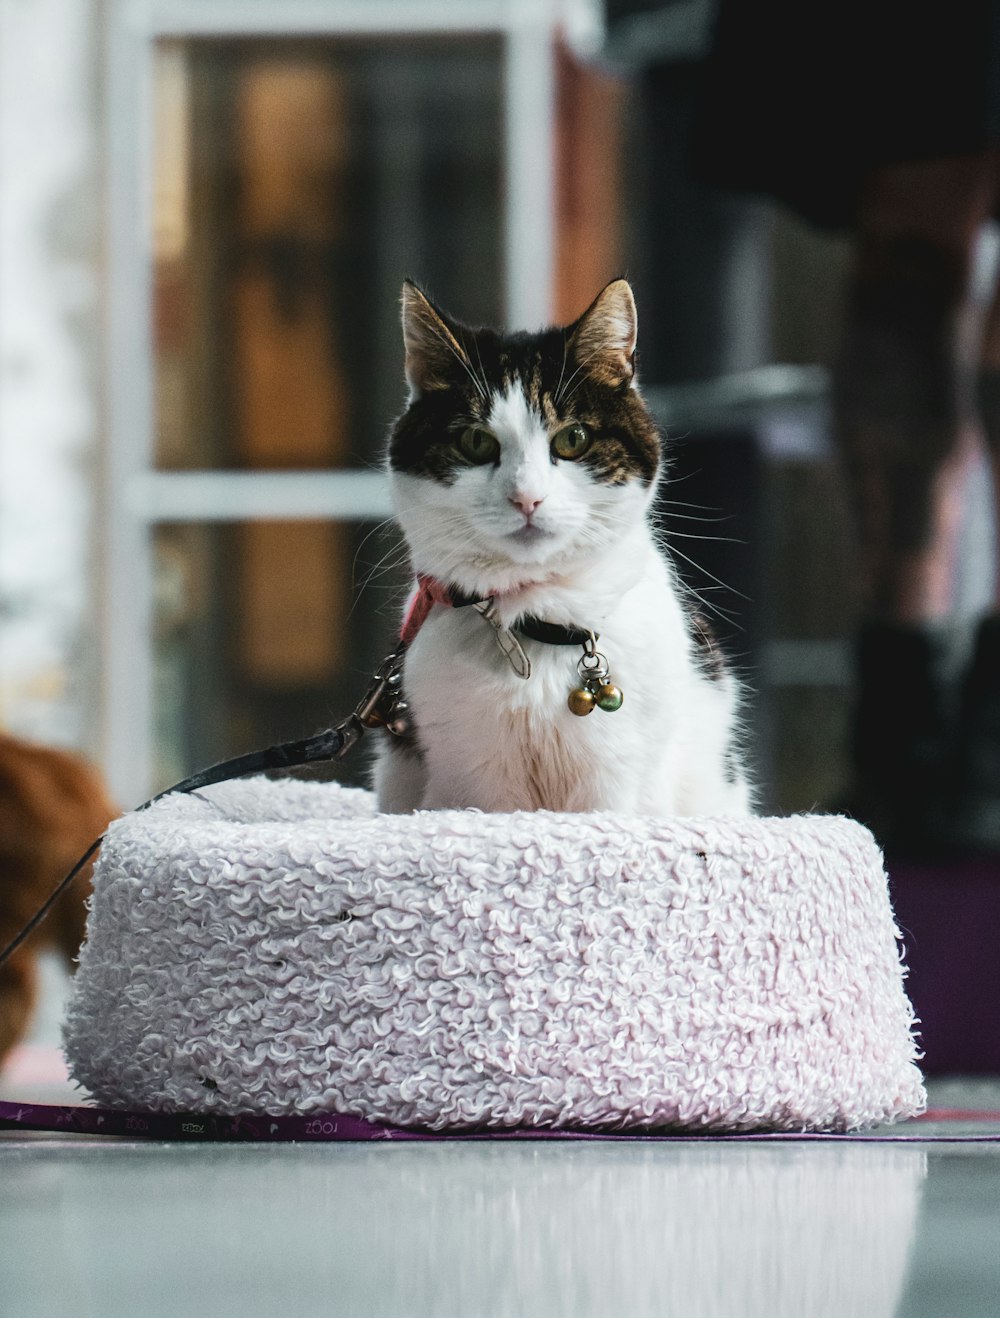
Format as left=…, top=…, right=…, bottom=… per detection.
left=457, top=426, right=500, bottom=465
left=551, top=422, right=592, bottom=460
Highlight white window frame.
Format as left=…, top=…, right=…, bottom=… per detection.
left=101, top=0, right=599, bottom=802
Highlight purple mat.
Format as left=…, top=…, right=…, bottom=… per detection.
left=887, top=853, right=1000, bottom=1074
left=2, top=1099, right=998, bottom=1143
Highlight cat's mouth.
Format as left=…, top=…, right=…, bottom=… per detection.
left=509, top=522, right=551, bottom=542
left=504, top=522, right=558, bottom=556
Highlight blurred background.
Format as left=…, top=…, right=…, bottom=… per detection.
left=0, top=0, right=996, bottom=817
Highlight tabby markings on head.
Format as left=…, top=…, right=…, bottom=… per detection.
left=389, top=280, right=660, bottom=488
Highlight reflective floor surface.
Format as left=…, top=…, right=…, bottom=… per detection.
left=3, top=1094, right=999, bottom=1318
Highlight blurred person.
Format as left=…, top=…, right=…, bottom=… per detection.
left=691, top=0, right=1000, bottom=854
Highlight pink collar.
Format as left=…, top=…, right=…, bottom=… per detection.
left=399, top=575, right=474, bottom=647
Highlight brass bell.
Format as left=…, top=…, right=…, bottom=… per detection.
left=596, top=683, right=623, bottom=712
left=567, top=687, right=596, bottom=716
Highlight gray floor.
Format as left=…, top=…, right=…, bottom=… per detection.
left=2, top=963, right=998, bottom=1317
left=2, top=1124, right=999, bottom=1318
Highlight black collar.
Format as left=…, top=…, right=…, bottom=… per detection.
left=514, top=616, right=594, bottom=647
left=446, top=585, right=595, bottom=648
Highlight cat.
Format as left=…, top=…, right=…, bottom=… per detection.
left=373, top=278, right=751, bottom=818
left=0, top=734, right=116, bottom=1069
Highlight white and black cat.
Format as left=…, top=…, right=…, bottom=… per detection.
left=373, top=278, right=751, bottom=817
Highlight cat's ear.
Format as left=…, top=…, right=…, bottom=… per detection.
left=401, top=281, right=470, bottom=396
left=568, top=279, right=638, bottom=388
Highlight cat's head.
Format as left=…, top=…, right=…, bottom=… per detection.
left=388, top=279, right=661, bottom=596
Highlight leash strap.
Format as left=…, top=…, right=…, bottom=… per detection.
left=2, top=1098, right=996, bottom=1143
left=0, top=646, right=407, bottom=971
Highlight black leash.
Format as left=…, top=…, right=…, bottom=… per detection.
left=0, top=645, right=406, bottom=972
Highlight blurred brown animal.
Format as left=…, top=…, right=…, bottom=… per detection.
left=0, top=734, right=116, bottom=1069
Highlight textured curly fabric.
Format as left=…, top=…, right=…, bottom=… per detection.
left=63, top=779, right=925, bottom=1132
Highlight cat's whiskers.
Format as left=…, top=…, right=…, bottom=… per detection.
left=659, top=508, right=732, bottom=529
left=407, top=509, right=508, bottom=583
left=570, top=516, right=621, bottom=547
left=666, top=529, right=747, bottom=546
left=664, top=541, right=750, bottom=602
left=660, top=546, right=744, bottom=629
left=351, top=516, right=398, bottom=582
left=358, top=545, right=412, bottom=581
left=583, top=501, right=648, bottom=536
left=665, top=559, right=741, bottom=628
left=350, top=548, right=414, bottom=607
left=344, top=517, right=410, bottom=619
left=659, top=497, right=726, bottom=515
left=661, top=513, right=733, bottom=527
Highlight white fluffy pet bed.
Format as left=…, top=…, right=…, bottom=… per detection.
left=63, top=778, right=925, bottom=1133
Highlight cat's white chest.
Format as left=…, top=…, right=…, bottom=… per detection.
left=373, top=561, right=748, bottom=818
left=407, top=619, right=613, bottom=812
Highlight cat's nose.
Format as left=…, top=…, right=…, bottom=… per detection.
left=509, top=493, right=545, bottom=517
